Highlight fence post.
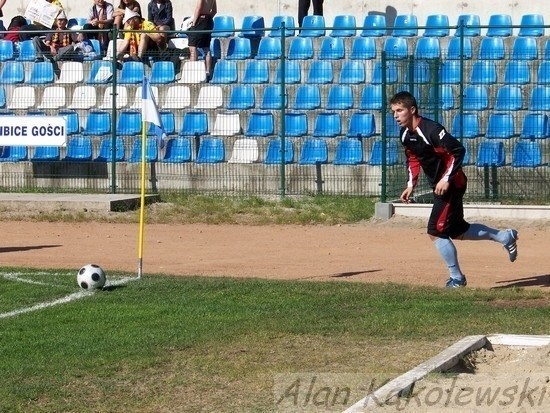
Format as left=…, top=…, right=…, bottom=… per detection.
left=279, top=22, right=287, bottom=198
left=380, top=51, right=388, bottom=203
left=110, top=26, right=118, bottom=194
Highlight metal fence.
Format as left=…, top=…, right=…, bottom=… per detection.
left=0, top=20, right=549, bottom=203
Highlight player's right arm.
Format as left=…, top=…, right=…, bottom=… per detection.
left=402, top=148, right=420, bottom=202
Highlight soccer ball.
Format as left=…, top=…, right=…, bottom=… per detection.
left=77, top=264, right=106, bottom=290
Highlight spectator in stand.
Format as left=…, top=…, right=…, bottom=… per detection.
left=19, top=0, right=66, bottom=41
left=147, top=0, right=174, bottom=31
left=32, top=11, right=75, bottom=62
left=116, top=8, right=166, bottom=62
left=83, top=0, right=115, bottom=50
left=0, top=0, right=6, bottom=18
left=5, top=16, right=28, bottom=44
left=113, top=0, right=142, bottom=31
left=187, top=0, right=217, bottom=80
left=298, top=0, right=323, bottom=27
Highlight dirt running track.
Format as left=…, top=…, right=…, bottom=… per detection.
left=1, top=219, right=549, bottom=289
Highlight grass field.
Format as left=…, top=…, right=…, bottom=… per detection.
left=1, top=267, right=549, bottom=412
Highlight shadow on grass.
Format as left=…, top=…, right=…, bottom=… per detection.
left=102, top=284, right=128, bottom=292
left=492, top=274, right=550, bottom=289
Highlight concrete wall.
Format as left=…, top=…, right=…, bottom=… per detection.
left=2, top=0, right=540, bottom=33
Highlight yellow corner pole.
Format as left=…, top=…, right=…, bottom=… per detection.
left=137, top=122, right=147, bottom=278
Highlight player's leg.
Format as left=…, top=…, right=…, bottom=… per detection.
left=459, top=224, right=518, bottom=262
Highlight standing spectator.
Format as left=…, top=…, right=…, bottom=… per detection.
left=186, top=0, right=217, bottom=80
left=0, top=0, right=6, bottom=18
left=116, top=8, right=166, bottom=61
left=113, top=0, right=142, bottom=31
left=298, top=0, right=323, bottom=27
left=19, top=0, right=66, bottom=41
left=84, top=0, right=115, bottom=50
left=147, top=0, right=174, bottom=31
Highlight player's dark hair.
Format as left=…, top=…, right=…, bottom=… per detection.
left=389, top=91, right=418, bottom=111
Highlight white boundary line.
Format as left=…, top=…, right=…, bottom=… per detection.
left=2, top=272, right=67, bottom=287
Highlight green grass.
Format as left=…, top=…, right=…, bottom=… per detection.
left=0, top=269, right=548, bottom=412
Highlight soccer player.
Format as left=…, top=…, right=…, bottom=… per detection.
left=389, top=91, right=518, bottom=288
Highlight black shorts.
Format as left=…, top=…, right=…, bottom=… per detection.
left=187, top=15, right=213, bottom=49
left=427, top=170, right=470, bottom=239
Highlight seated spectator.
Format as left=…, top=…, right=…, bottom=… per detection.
left=83, top=0, right=115, bottom=50
left=5, top=16, right=28, bottom=44
left=147, top=0, right=174, bottom=31
left=113, top=0, right=142, bottom=31
left=32, top=11, right=75, bottom=63
left=116, top=8, right=166, bottom=62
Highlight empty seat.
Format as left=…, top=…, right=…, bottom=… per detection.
left=0, top=61, right=24, bottom=83
left=228, top=138, right=259, bottom=163
left=512, top=141, right=543, bottom=167
left=299, top=15, right=325, bottom=37
left=264, top=138, right=294, bottom=164
left=427, top=85, right=456, bottom=110
left=485, top=113, right=516, bottom=139
left=299, top=138, right=328, bottom=164
left=226, top=37, right=252, bottom=60
left=245, top=111, right=274, bottom=137
left=151, top=110, right=175, bottom=136
left=476, top=141, right=505, bottom=166
left=518, top=14, right=545, bottom=37
left=406, top=60, right=431, bottom=84
left=359, top=85, right=383, bottom=110
left=0, top=87, right=5, bottom=108
left=179, top=61, right=207, bottom=84
left=211, top=112, right=241, bottom=136
left=37, top=85, right=66, bottom=109
left=529, top=85, right=550, bottom=110
left=392, top=14, right=418, bottom=37
left=486, top=14, right=513, bottom=37
left=63, top=136, right=93, bottom=161
left=0, top=146, right=28, bottom=162
left=326, top=85, right=354, bottom=110
left=210, top=38, right=222, bottom=60
left=59, top=109, right=80, bottom=135
left=7, top=86, right=35, bottom=109
left=0, top=39, right=14, bottom=61
left=333, top=138, right=363, bottom=165
left=119, top=61, right=145, bottom=84
left=210, top=60, right=238, bottom=84
left=16, top=40, right=36, bottom=61
left=56, top=61, right=84, bottom=84
left=288, top=37, right=314, bottom=59
left=195, top=85, right=223, bottom=109
left=319, top=37, right=345, bottom=60
left=504, top=61, right=531, bottom=85
left=128, top=136, right=159, bottom=163
left=212, top=15, right=235, bottom=37
left=284, top=112, right=308, bottom=137
left=339, top=60, right=365, bottom=84
left=494, top=85, right=523, bottom=111
left=180, top=111, right=208, bottom=136
left=82, top=110, right=111, bottom=135
left=242, top=60, right=269, bottom=84
left=511, top=37, right=538, bottom=60
left=116, top=110, right=142, bottom=135
left=330, top=15, right=356, bottom=37
left=86, top=60, right=113, bottom=84
left=371, top=61, right=398, bottom=84
left=478, top=37, right=505, bottom=60
left=520, top=113, right=548, bottom=139
left=462, top=85, right=489, bottom=111
left=150, top=61, right=175, bottom=84
left=162, top=137, right=192, bottom=163
left=383, top=36, right=409, bottom=59
left=347, top=111, right=376, bottom=138
left=94, top=136, right=126, bottom=162
left=312, top=112, right=341, bottom=138
left=361, top=14, right=386, bottom=37
left=385, top=112, right=401, bottom=139
left=226, top=85, right=255, bottom=110
left=414, top=37, right=440, bottom=59
left=537, top=61, right=550, bottom=85
left=31, top=146, right=60, bottom=161
left=255, top=37, right=282, bottom=60
left=306, top=60, right=333, bottom=84
left=455, top=14, right=481, bottom=37
left=293, top=84, right=321, bottom=110
left=451, top=113, right=480, bottom=139
left=274, top=60, right=301, bottom=84
left=269, top=15, right=296, bottom=37
left=27, top=61, right=54, bottom=84
left=98, top=85, right=128, bottom=109
left=196, top=137, right=224, bottom=163
left=239, top=15, right=265, bottom=38
left=369, top=140, right=399, bottom=165
left=260, top=85, right=287, bottom=110
left=161, top=85, right=191, bottom=109
left=446, top=37, right=473, bottom=60
left=68, top=85, right=97, bottom=109
left=350, top=37, right=376, bottom=60
left=130, top=85, right=158, bottom=109
left=423, top=14, right=449, bottom=37
left=470, top=61, right=497, bottom=84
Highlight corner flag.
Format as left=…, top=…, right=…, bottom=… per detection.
left=141, top=76, right=166, bottom=144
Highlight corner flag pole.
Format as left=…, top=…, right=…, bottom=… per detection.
left=137, top=112, right=147, bottom=278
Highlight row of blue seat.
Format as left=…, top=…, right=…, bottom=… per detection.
left=0, top=39, right=102, bottom=63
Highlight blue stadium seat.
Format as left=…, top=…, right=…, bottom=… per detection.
left=0, top=61, right=24, bottom=84
left=260, top=85, right=286, bottom=110
left=455, top=14, right=481, bottom=37
left=196, top=137, right=224, bottom=163
left=293, top=84, right=321, bottom=110
left=385, top=113, right=401, bottom=138
left=494, top=85, right=523, bottom=111
left=347, top=112, right=376, bottom=138
left=274, top=60, right=301, bottom=84
left=86, top=60, right=112, bottom=84
left=306, top=60, right=333, bottom=84
left=210, top=38, right=222, bottom=59
left=369, top=140, right=399, bottom=165
left=463, top=85, right=489, bottom=111
left=423, top=14, right=449, bottom=37
left=59, top=110, right=80, bottom=135
left=288, top=37, right=314, bottom=59
left=383, top=36, right=409, bottom=59
left=520, top=113, right=548, bottom=139
left=512, top=141, right=543, bottom=167
left=451, top=113, right=480, bottom=139
left=85, top=39, right=101, bottom=61
left=68, top=17, right=87, bottom=28
left=312, top=112, right=341, bottom=138
left=298, top=15, right=325, bottom=37
left=210, top=60, right=238, bottom=84
left=212, top=15, right=235, bottom=37
left=31, top=146, right=60, bottom=161
left=150, top=61, right=175, bottom=84
left=226, top=37, right=252, bottom=60
left=16, top=40, right=36, bottom=61
left=27, top=61, right=54, bottom=84
left=486, top=14, right=512, bottom=37
left=128, top=137, right=159, bottom=163
left=269, top=15, right=296, bottom=37
left=319, top=37, right=345, bottom=60
left=94, top=136, right=125, bottom=162
left=330, top=15, right=356, bottom=37
left=116, top=110, right=142, bottom=136
left=504, top=61, right=531, bottom=85
left=371, top=61, right=398, bottom=84
left=239, top=15, right=265, bottom=38
left=63, top=136, right=93, bottom=161
left=529, top=85, right=550, bottom=111
left=119, top=61, right=145, bottom=84
left=264, top=138, right=294, bottom=164
left=511, top=37, right=538, bottom=60
left=537, top=61, right=550, bottom=85
left=406, top=61, right=431, bottom=84
left=0, top=39, right=14, bottom=61
left=518, top=14, right=545, bottom=37
left=360, top=14, right=386, bottom=36
left=359, top=85, right=382, bottom=110
left=245, top=111, right=275, bottom=137
left=180, top=111, right=208, bottom=136
left=0, top=87, right=6, bottom=108
left=162, top=137, right=192, bottom=163
left=326, top=85, right=354, bottom=110
left=0, top=146, right=28, bottom=162
left=478, top=37, right=505, bottom=60
left=299, top=138, right=328, bottom=164
left=350, top=37, right=376, bottom=60
left=153, top=110, right=176, bottom=136
left=414, top=37, right=440, bottom=59
left=428, top=85, right=456, bottom=110
left=333, top=138, right=363, bottom=165
left=485, top=113, right=516, bottom=139
left=476, top=141, right=505, bottom=166
left=339, top=61, right=366, bottom=84
left=470, top=61, right=497, bottom=84
left=227, top=85, right=255, bottom=110
left=255, top=37, right=282, bottom=60
left=242, top=60, right=269, bottom=84
left=446, top=37, right=472, bottom=60
left=82, top=110, right=110, bottom=135
left=392, top=14, right=418, bottom=37
left=284, top=112, right=308, bottom=137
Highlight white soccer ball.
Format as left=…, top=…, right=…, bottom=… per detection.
left=77, top=264, right=106, bottom=290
